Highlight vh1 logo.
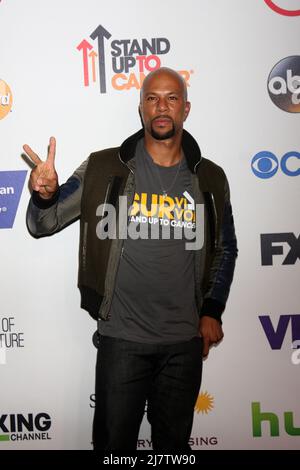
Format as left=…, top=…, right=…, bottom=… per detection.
left=259, top=314, right=300, bottom=350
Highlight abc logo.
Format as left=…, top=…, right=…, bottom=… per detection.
left=267, top=56, right=300, bottom=113
left=251, top=151, right=300, bottom=178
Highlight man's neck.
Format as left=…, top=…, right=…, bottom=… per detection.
left=144, top=132, right=183, bottom=167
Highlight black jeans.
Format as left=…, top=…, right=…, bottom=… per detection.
left=93, top=335, right=203, bottom=451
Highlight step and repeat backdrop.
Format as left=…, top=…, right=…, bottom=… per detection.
left=0, top=0, right=299, bottom=450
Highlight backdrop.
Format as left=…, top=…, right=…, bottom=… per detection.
left=1, top=0, right=299, bottom=450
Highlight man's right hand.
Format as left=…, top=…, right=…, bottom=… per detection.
left=23, top=136, right=58, bottom=200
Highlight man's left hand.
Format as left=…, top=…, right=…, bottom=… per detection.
left=199, top=316, right=224, bottom=358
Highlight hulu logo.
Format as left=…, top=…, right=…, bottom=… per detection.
left=252, top=402, right=300, bottom=437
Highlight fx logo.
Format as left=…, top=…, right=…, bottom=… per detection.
left=260, top=233, right=300, bottom=266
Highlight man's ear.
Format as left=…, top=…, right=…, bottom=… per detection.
left=184, top=101, right=191, bottom=121
left=138, top=104, right=143, bottom=120
left=138, top=105, right=144, bottom=127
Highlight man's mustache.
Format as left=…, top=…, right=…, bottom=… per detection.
left=152, top=115, right=174, bottom=124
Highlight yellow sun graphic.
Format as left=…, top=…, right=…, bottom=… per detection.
left=194, top=391, right=214, bottom=414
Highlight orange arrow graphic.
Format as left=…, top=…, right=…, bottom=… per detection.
left=89, top=50, right=98, bottom=83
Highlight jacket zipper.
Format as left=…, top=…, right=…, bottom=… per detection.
left=119, top=152, right=134, bottom=174
left=82, top=222, right=88, bottom=272
left=193, top=159, right=201, bottom=173
left=210, top=192, right=218, bottom=249
left=98, top=158, right=135, bottom=321
left=101, top=176, right=113, bottom=217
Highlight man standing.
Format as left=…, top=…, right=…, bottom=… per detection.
left=24, top=67, right=237, bottom=451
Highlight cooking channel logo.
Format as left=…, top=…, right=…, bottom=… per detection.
left=0, top=412, right=52, bottom=442
left=267, top=56, right=300, bottom=113
left=77, top=25, right=193, bottom=93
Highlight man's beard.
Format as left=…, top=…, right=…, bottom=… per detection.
left=150, top=121, right=176, bottom=140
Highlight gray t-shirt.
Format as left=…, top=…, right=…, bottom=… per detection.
left=100, top=139, right=200, bottom=343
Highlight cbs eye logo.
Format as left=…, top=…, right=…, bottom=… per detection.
left=251, top=151, right=300, bottom=179
left=267, top=56, right=300, bottom=113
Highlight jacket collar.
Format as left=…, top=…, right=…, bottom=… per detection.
left=119, top=128, right=202, bottom=174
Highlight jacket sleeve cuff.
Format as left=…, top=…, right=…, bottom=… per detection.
left=31, top=189, right=60, bottom=209
left=200, top=298, right=225, bottom=324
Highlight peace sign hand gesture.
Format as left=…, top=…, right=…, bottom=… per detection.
left=23, top=137, right=59, bottom=200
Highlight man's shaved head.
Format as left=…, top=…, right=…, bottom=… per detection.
left=140, top=67, right=188, bottom=102
left=139, top=67, right=191, bottom=142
